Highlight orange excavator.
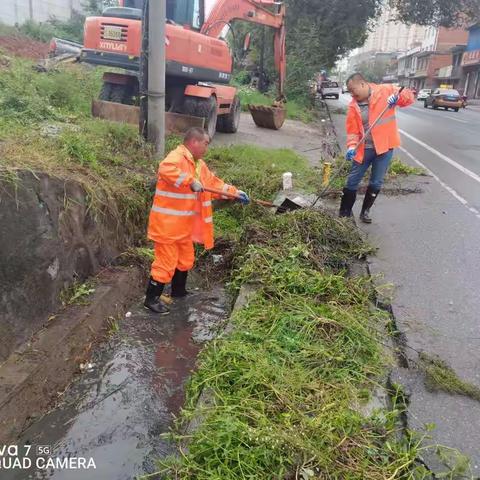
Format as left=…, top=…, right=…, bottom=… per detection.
left=80, top=0, right=286, bottom=136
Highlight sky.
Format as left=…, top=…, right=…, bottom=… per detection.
left=205, top=0, right=214, bottom=17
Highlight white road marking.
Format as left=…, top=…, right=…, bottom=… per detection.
left=399, top=146, right=480, bottom=220
left=399, top=129, right=480, bottom=185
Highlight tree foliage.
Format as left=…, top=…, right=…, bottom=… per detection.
left=356, top=59, right=391, bottom=83
left=389, top=0, right=480, bottom=27
left=281, top=0, right=382, bottom=100
left=82, top=0, right=118, bottom=16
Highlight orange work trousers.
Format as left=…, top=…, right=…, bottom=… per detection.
left=151, top=239, right=195, bottom=284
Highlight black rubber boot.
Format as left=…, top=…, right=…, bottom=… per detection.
left=170, top=269, right=189, bottom=298
left=360, top=186, right=380, bottom=224
left=339, top=188, right=357, bottom=217
left=144, top=277, right=170, bottom=314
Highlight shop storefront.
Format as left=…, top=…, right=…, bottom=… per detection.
left=462, top=24, right=480, bottom=99
left=462, top=50, right=480, bottom=99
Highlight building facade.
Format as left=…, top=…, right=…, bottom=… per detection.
left=356, top=8, right=427, bottom=56
left=398, top=26, right=469, bottom=92
left=347, top=6, right=427, bottom=76
left=462, top=23, right=480, bottom=99
left=0, top=0, right=84, bottom=26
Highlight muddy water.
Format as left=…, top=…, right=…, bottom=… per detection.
left=5, top=288, right=229, bottom=480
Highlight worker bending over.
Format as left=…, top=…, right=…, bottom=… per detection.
left=145, top=127, right=249, bottom=314
left=339, top=73, right=414, bottom=222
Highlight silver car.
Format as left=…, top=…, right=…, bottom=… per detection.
left=417, top=89, right=432, bottom=101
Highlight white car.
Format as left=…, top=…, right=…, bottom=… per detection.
left=417, top=89, right=432, bottom=101
left=318, top=81, right=341, bottom=99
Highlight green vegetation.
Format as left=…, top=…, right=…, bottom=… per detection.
left=107, top=316, right=121, bottom=335
left=0, top=58, right=103, bottom=128
left=0, top=58, right=155, bottom=242
left=205, top=143, right=318, bottom=240
left=18, top=15, right=85, bottom=43
left=389, top=158, right=425, bottom=177
left=0, top=1, right=117, bottom=44
left=420, top=353, right=480, bottom=402
left=61, top=280, right=96, bottom=306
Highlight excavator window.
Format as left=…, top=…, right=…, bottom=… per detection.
left=166, top=0, right=204, bottom=30
left=123, top=0, right=204, bottom=30
left=124, top=0, right=143, bottom=7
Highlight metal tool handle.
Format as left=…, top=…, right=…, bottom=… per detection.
left=203, top=186, right=240, bottom=200
left=355, top=86, right=405, bottom=149
left=202, top=187, right=275, bottom=208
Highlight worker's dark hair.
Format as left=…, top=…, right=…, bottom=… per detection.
left=346, top=72, right=367, bottom=85
left=184, top=127, right=209, bottom=143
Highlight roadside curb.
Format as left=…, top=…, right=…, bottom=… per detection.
left=0, top=265, right=144, bottom=443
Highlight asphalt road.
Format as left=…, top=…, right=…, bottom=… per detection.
left=329, top=93, right=480, bottom=474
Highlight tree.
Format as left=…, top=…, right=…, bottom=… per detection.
left=281, top=0, right=383, bottom=100
left=83, top=0, right=118, bottom=15
left=356, top=59, right=391, bottom=83
left=390, top=0, right=480, bottom=27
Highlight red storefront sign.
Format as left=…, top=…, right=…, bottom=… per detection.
left=462, top=49, right=480, bottom=66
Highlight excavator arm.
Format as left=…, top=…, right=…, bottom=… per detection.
left=201, top=0, right=286, bottom=100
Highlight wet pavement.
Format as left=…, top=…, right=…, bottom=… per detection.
left=5, top=286, right=229, bottom=480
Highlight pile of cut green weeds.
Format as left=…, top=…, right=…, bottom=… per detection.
left=153, top=207, right=434, bottom=478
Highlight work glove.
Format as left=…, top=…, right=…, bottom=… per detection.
left=237, top=190, right=250, bottom=205
left=387, top=94, right=399, bottom=108
left=190, top=180, right=204, bottom=192
left=345, top=148, right=356, bottom=161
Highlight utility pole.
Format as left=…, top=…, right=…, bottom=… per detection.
left=147, top=0, right=166, bottom=157
left=258, top=26, right=266, bottom=93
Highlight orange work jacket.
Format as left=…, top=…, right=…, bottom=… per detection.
left=346, top=83, right=414, bottom=163
left=147, top=145, right=238, bottom=250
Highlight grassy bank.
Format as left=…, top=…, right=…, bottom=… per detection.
left=0, top=58, right=154, bottom=242
left=236, top=85, right=315, bottom=123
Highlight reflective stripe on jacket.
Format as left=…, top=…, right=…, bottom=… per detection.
left=147, top=144, right=238, bottom=249
left=346, top=83, right=414, bottom=163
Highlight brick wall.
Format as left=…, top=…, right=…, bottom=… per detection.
left=425, top=53, right=452, bottom=88
left=437, top=27, right=469, bottom=52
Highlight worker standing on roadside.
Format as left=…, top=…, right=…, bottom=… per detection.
left=145, top=127, right=250, bottom=315
left=339, top=73, right=414, bottom=222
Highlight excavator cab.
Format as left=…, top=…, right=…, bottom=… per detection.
left=120, top=0, right=205, bottom=29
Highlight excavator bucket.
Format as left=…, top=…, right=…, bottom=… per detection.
left=248, top=104, right=286, bottom=130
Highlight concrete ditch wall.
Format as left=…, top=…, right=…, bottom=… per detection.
left=0, top=171, right=132, bottom=361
